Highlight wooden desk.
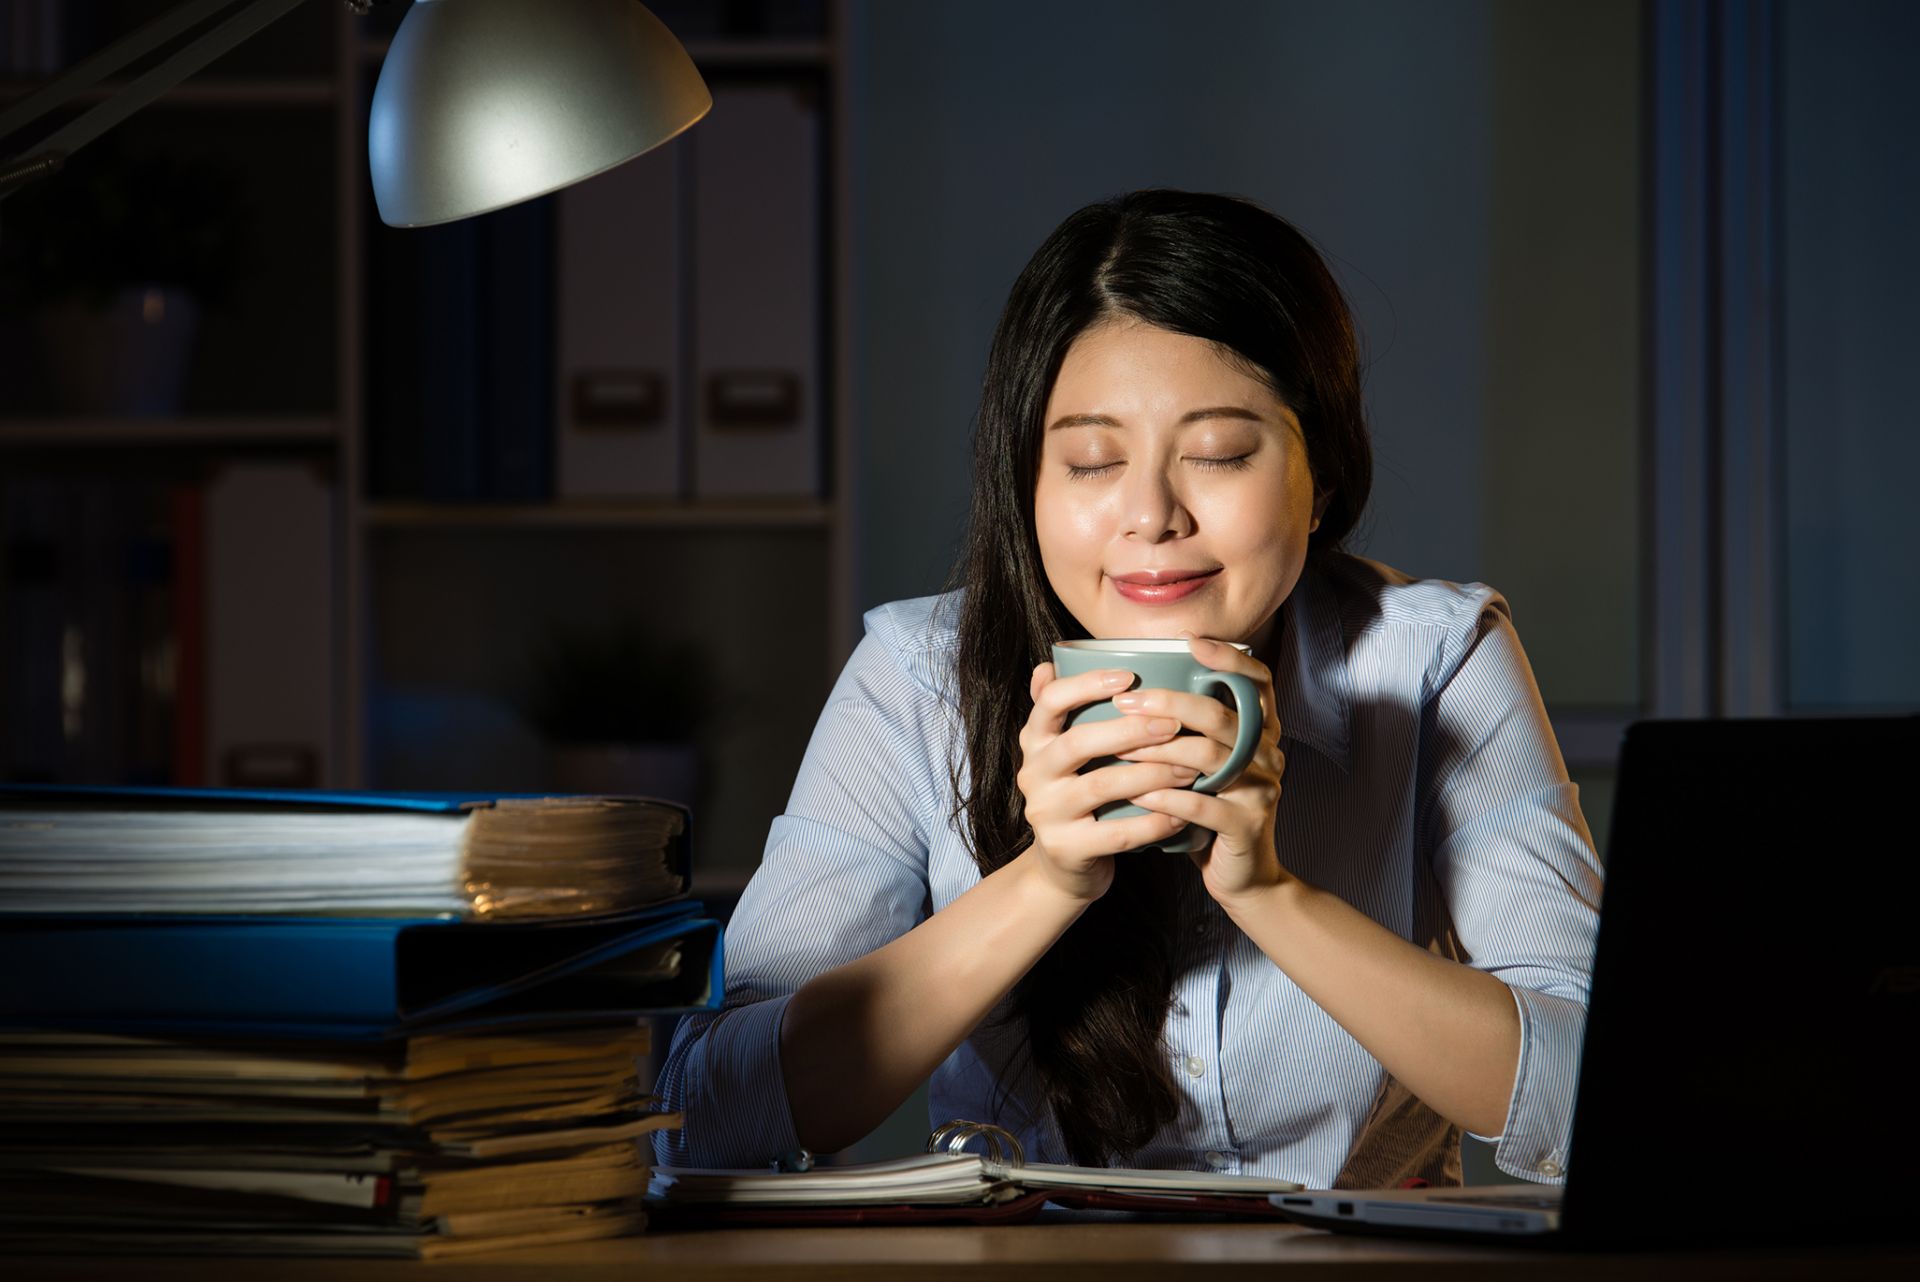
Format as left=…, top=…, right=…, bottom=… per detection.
left=11, top=1222, right=1920, bottom=1281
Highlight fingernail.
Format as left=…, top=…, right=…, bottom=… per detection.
left=1099, top=671, right=1134, bottom=690
left=1147, top=717, right=1179, bottom=736
left=1173, top=767, right=1199, bottom=782
left=1112, top=692, right=1145, bottom=709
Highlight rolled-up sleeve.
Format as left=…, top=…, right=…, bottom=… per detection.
left=652, top=625, right=944, bottom=1168
left=1419, top=592, right=1604, bottom=1184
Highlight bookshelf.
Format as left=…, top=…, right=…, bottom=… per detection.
left=0, top=1, right=853, bottom=882
left=0, top=416, right=337, bottom=447
left=0, top=78, right=337, bottom=105
left=365, top=501, right=834, bottom=530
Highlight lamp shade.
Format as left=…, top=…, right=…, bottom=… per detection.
left=368, top=0, right=711, bottom=228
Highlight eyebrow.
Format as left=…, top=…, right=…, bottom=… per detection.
left=1045, top=406, right=1266, bottom=432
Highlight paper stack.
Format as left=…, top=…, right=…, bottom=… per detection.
left=0, top=1027, right=684, bottom=1257
left=0, top=785, right=721, bottom=1256
left=0, top=787, right=689, bottom=917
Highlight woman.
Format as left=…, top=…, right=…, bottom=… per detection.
left=655, top=190, right=1602, bottom=1187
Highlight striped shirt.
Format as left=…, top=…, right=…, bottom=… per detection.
left=654, top=553, right=1602, bottom=1187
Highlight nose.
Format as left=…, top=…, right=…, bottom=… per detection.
left=1122, top=462, right=1193, bottom=542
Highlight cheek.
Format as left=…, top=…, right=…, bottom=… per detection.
left=1198, top=478, right=1309, bottom=556
left=1033, top=482, right=1114, bottom=568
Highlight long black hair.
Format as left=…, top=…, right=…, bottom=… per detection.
left=949, top=189, right=1373, bottom=1166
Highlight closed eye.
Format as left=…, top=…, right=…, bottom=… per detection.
left=1066, top=454, right=1251, bottom=480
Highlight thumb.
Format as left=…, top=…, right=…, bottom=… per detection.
left=1029, top=662, right=1055, bottom=702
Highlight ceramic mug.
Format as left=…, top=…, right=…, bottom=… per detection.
left=1050, top=638, right=1263, bottom=853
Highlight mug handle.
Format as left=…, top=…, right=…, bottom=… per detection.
left=1188, top=670, right=1263, bottom=795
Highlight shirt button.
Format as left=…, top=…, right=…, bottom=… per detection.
left=1537, top=1159, right=1564, bottom=1178
left=1183, top=1055, right=1206, bottom=1078
left=1192, top=921, right=1207, bottom=937
left=1205, top=1150, right=1233, bottom=1171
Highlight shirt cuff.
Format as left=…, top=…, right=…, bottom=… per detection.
left=1468, top=983, right=1583, bottom=1184
left=651, top=993, right=801, bottom=1169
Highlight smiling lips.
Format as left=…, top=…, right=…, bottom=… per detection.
left=1108, top=568, right=1222, bottom=604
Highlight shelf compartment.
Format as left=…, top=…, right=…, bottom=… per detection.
left=0, top=78, right=337, bottom=106
left=365, top=500, right=833, bottom=530
left=358, top=36, right=831, bottom=70
left=0, top=417, right=339, bottom=448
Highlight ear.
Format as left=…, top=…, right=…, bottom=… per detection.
left=1309, top=489, right=1334, bottom=534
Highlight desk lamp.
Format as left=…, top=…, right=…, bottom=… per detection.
left=0, top=0, right=712, bottom=226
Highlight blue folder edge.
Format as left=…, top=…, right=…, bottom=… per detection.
left=0, top=900, right=725, bottom=1043
left=0, top=780, right=691, bottom=818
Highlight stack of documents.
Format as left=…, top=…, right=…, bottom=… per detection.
left=0, top=1027, right=682, bottom=1257
left=0, top=785, right=689, bottom=917
left=0, top=785, right=723, bottom=1256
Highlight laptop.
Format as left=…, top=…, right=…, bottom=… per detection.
left=1270, top=716, right=1920, bottom=1249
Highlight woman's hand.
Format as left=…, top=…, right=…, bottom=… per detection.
left=1016, top=662, right=1201, bottom=903
left=1112, top=635, right=1295, bottom=906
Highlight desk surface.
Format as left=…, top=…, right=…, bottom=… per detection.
left=11, top=1222, right=1920, bottom=1281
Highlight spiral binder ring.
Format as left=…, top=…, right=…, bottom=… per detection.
left=926, top=1119, right=1026, bottom=1167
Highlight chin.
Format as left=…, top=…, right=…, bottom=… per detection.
left=1111, top=609, right=1242, bottom=642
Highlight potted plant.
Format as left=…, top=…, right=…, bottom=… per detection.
left=0, top=140, right=249, bottom=416
left=519, top=621, right=711, bottom=806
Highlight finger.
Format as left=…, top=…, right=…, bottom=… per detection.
left=1041, top=714, right=1181, bottom=774
left=1110, top=687, right=1238, bottom=746
left=1022, top=663, right=1126, bottom=756
left=1020, top=714, right=1180, bottom=798
left=1113, top=736, right=1229, bottom=773
left=1131, top=785, right=1240, bottom=833
left=1078, top=809, right=1191, bottom=856
left=1065, top=761, right=1200, bottom=816
left=1123, top=736, right=1289, bottom=791
left=1183, top=633, right=1282, bottom=734
left=1029, top=662, right=1054, bottom=704
left=1029, top=667, right=1138, bottom=735
left=1182, top=633, right=1268, bottom=678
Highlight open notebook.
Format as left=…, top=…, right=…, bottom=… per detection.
left=650, top=1129, right=1303, bottom=1226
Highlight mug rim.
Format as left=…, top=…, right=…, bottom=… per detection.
left=1055, top=638, right=1253, bottom=655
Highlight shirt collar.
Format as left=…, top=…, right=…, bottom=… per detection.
left=1269, top=556, right=1353, bottom=773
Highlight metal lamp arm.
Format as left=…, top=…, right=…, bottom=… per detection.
left=0, top=0, right=314, bottom=201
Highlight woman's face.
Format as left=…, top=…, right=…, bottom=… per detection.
left=1033, top=319, right=1327, bottom=648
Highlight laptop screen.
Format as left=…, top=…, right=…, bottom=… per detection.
left=1561, top=716, right=1919, bottom=1243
